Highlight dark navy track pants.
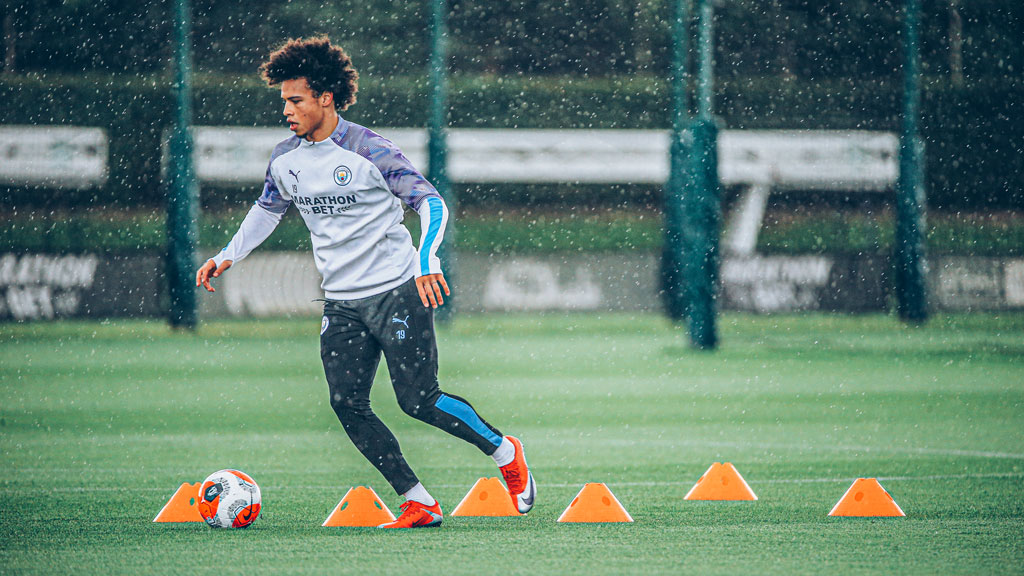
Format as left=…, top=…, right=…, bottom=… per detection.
left=320, top=277, right=502, bottom=494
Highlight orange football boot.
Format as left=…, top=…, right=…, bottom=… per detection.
left=499, top=436, right=536, bottom=513
left=377, top=500, right=443, bottom=529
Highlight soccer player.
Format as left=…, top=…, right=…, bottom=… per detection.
left=195, top=36, right=534, bottom=528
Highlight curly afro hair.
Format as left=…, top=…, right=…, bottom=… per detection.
left=259, top=36, right=359, bottom=111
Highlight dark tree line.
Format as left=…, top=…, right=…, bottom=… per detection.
left=2, top=0, right=1020, bottom=83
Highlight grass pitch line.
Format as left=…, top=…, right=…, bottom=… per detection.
left=11, top=437, right=1023, bottom=461
left=1, top=471, right=1022, bottom=495
left=433, top=471, right=1024, bottom=490
left=594, top=437, right=1024, bottom=460
left=752, top=471, right=1024, bottom=485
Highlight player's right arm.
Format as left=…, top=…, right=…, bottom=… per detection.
left=195, top=204, right=285, bottom=292
left=196, top=258, right=232, bottom=292
left=196, top=160, right=293, bottom=293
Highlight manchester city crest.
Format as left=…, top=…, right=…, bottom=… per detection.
left=333, top=165, right=352, bottom=186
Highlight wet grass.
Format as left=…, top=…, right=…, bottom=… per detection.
left=1, top=312, right=1022, bottom=574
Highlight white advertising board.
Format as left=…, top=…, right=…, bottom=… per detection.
left=182, top=127, right=897, bottom=190
left=0, top=126, right=108, bottom=188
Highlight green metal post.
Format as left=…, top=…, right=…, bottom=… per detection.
left=428, top=0, right=454, bottom=323
left=896, top=0, right=929, bottom=322
left=661, top=0, right=691, bottom=322
left=166, top=0, right=198, bottom=330
left=685, top=0, right=720, bottom=350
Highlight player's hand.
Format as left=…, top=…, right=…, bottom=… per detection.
left=196, top=259, right=233, bottom=292
left=415, top=273, right=450, bottom=308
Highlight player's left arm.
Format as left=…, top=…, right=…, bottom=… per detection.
left=372, top=137, right=451, bottom=308
left=414, top=196, right=450, bottom=308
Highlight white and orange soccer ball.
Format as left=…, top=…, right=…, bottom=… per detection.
left=198, top=469, right=262, bottom=529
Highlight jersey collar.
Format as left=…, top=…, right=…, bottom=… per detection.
left=305, top=114, right=347, bottom=146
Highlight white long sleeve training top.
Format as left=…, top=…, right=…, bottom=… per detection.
left=210, top=116, right=448, bottom=300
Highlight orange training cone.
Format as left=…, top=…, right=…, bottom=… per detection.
left=451, top=477, right=523, bottom=517
left=829, top=478, right=905, bottom=517
left=557, top=483, right=633, bottom=523
left=153, top=482, right=203, bottom=522
left=684, top=462, right=758, bottom=501
left=322, top=486, right=397, bottom=527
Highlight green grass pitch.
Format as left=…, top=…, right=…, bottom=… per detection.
left=1, top=312, right=1022, bottom=574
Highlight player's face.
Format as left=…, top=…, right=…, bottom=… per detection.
left=280, top=78, right=333, bottom=141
